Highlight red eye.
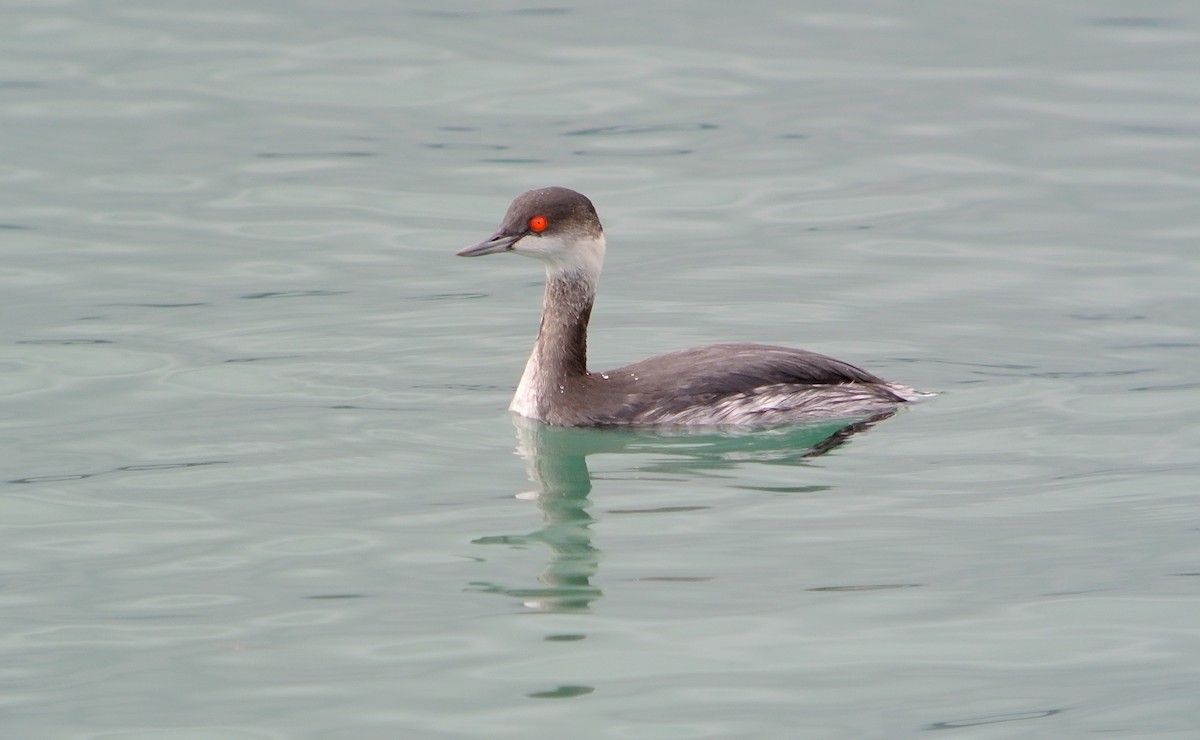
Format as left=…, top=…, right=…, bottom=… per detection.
left=529, top=215, right=548, bottom=233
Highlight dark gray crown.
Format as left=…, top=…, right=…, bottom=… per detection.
left=499, top=187, right=603, bottom=239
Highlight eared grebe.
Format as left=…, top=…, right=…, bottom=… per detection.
left=457, top=187, right=924, bottom=427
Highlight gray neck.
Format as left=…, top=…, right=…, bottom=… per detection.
left=534, top=271, right=595, bottom=379
left=510, top=269, right=597, bottom=418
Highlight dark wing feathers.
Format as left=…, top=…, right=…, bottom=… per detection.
left=613, top=343, right=883, bottom=386
left=603, top=342, right=888, bottom=416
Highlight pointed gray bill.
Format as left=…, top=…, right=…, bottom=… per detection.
left=457, top=232, right=520, bottom=257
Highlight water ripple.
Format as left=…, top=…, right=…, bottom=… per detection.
left=3, top=0, right=1200, bottom=736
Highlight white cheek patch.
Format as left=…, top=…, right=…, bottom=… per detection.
left=514, top=233, right=607, bottom=278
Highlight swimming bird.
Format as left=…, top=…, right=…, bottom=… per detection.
left=457, top=187, right=924, bottom=426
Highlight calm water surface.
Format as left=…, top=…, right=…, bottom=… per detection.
left=3, top=0, right=1199, bottom=737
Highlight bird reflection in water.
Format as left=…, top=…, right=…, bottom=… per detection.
left=469, top=413, right=893, bottom=613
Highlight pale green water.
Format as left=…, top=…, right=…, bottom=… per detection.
left=4, top=1, right=1200, bottom=738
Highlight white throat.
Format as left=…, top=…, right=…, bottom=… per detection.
left=516, top=232, right=606, bottom=279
